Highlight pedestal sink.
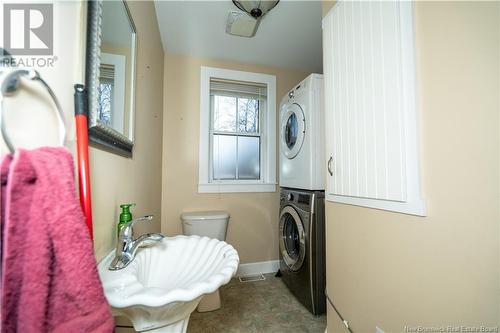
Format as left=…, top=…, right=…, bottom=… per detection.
left=98, top=235, right=239, bottom=333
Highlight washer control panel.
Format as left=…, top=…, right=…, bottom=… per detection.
left=284, top=79, right=307, bottom=103
left=280, top=188, right=312, bottom=208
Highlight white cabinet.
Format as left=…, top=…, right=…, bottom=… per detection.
left=323, top=1, right=425, bottom=216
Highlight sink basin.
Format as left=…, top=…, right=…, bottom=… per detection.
left=98, top=235, right=239, bottom=332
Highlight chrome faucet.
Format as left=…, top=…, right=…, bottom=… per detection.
left=109, top=215, right=164, bottom=270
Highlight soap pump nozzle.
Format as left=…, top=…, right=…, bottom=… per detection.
left=118, top=203, right=136, bottom=236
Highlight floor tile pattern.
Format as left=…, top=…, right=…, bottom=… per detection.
left=187, top=273, right=326, bottom=333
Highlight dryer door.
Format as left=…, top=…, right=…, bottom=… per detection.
left=279, top=205, right=306, bottom=271
left=281, top=103, right=305, bottom=159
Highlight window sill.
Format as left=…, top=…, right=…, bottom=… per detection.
left=198, top=183, right=277, bottom=193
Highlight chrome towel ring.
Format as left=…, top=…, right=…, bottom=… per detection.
left=0, top=69, right=67, bottom=153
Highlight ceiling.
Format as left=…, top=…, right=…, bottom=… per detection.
left=154, top=1, right=323, bottom=73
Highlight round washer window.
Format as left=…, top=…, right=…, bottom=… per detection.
left=281, top=103, right=305, bottom=160
left=285, top=113, right=298, bottom=150
left=283, top=213, right=300, bottom=260
left=279, top=205, right=306, bottom=271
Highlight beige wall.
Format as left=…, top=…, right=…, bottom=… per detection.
left=323, top=2, right=500, bottom=332
left=161, top=53, right=309, bottom=264
left=91, top=1, right=164, bottom=260
left=322, top=1, right=335, bottom=17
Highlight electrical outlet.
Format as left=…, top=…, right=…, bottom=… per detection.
left=376, top=326, right=385, bottom=333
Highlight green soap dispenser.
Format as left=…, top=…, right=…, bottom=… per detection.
left=118, top=203, right=136, bottom=236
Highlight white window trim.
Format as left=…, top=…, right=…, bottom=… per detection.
left=198, top=66, right=277, bottom=193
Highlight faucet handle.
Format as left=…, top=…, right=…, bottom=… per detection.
left=128, top=215, right=153, bottom=228
left=120, top=215, right=154, bottom=239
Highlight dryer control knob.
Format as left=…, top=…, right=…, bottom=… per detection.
left=287, top=193, right=294, bottom=201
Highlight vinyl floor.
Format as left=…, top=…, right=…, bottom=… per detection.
left=187, top=273, right=327, bottom=333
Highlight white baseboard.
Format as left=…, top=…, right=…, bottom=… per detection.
left=236, top=260, right=280, bottom=277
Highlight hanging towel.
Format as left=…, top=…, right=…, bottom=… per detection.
left=1, top=154, right=13, bottom=281
left=1, top=147, right=114, bottom=333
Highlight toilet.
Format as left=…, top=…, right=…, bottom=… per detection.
left=181, top=211, right=230, bottom=312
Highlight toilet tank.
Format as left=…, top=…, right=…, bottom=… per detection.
left=181, top=211, right=229, bottom=241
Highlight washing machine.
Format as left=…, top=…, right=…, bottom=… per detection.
left=279, top=187, right=326, bottom=315
left=279, top=74, right=324, bottom=190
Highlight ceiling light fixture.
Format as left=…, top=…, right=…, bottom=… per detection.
left=226, top=11, right=260, bottom=38
left=232, top=0, right=280, bottom=19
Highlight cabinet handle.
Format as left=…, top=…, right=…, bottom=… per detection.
left=327, top=156, right=333, bottom=176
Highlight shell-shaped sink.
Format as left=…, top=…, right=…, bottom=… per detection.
left=98, top=235, right=239, bottom=333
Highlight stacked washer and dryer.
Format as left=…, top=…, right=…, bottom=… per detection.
left=278, top=74, right=326, bottom=315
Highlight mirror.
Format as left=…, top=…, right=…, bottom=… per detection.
left=86, top=0, right=136, bottom=157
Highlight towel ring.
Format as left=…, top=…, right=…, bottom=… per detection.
left=0, top=69, right=67, bottom=153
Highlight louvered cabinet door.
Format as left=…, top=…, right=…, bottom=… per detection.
left=322, top=1, right=426, bottom=216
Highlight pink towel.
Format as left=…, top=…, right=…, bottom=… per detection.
left=1, top=147, right=114, bottom=333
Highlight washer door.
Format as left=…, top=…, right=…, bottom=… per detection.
left=279, top=205, right=306, bottom=271
left=281, top=103, right=305, bottom=159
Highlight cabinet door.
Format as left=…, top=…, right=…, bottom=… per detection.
left=323, top=1, right=425, bottom=216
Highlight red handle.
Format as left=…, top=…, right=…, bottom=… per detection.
left=75, top=114, right=93, bottom=239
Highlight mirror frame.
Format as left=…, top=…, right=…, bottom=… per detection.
left=85, top=0, right=136, bottom=157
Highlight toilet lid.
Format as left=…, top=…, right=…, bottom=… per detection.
left=181, top=211, right=230, bottom=221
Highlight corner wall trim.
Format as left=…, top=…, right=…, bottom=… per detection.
left=236, top=260, right=280, bottom=277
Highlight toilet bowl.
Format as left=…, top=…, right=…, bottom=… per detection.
left=181, top=211, right=230, bottom=312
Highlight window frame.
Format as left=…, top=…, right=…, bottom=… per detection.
left=199, top=66, right=277, bottom=193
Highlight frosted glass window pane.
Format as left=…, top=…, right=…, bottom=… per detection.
left=213, top=96, right=236, bottom=132
left=237, top=136, right=260, bottom=180
left=98, top=82, right=113, bottom=127
left=238, top=98, right=259, bottom=133
left=213, top=135, right=237, bottom=180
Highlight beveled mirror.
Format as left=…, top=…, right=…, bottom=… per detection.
left=86, top=0, right=136, bottom=157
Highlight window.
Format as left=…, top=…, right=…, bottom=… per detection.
left=211, top=80, right=264, bottom=181
left=199, top=67, right=277, bottom=193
